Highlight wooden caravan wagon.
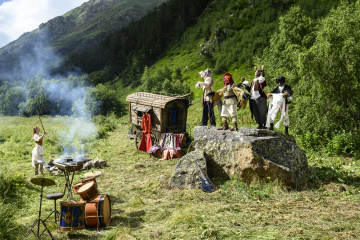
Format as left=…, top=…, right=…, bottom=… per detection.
left=126, top=92, right=191, bottom=150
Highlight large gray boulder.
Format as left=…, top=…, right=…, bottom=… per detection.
left=192, top=126, right=308, bottom=187
left=168, top=149, right=209, bottom=189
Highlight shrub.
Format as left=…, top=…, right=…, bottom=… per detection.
left=0, top=203, right=23, bottom=240
left=0, top=171, right=26, bottom=201
left=325, top=130, right=360, bottom=157
left=258, top=2, right=360, bottom=155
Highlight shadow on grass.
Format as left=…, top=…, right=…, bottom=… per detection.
left=207, top=155, right=360, bottom=191
left=109, top=196, right=125, bottom=204
left=67, top=232, right=100, bottom=239
left=307, top=166, right=360, bottom=189
left=1, top=179, right=37, bottom=206
left=112, top=208, right=125, bottom=215
left=111, top=210, right=145, bottom=228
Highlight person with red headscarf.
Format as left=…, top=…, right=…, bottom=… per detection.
left=209, top=73, right=247, bottom=131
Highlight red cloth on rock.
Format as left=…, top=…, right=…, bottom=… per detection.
left=138, top=113, right=152, bottom=152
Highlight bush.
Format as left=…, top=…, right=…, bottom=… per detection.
left=0, top=203, right=23, bottom=240
left=258, top=2, right=360, bottom=156
left=326, top=130, right=360, bottom=157
left=92, top=114, right=119, bottom=139
left=0, top=171, right=26, bottom=201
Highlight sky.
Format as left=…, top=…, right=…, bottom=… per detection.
left=0, top=0, right=89, bottom=48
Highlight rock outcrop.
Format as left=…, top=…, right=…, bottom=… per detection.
left=169, top=126, right=308, bottom=188
left=168, top=149, right=208, bottom=189
left=195, top=126, right=308, bottom=186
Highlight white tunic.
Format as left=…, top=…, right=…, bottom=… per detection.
left=250, top=76, right=265, bottom=100
left=198, top=76, right=214, bottom=102
left=266, top=93, right=287, bottom=129
left=32, top=133, right=47, bottom=167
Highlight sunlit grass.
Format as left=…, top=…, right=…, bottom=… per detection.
left=1, top=111, right=360, bottom=239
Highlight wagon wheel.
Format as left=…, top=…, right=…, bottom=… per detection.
left=150, top=133, right=156, bottom=146
left=151, top=131, right=161, bottom=146
left=135, top=131, right=142, bottom=150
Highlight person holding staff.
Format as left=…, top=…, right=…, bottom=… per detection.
left=32, top=126, right=47, bottom=175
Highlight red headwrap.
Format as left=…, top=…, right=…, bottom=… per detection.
left=223, top=73, right=234, bottom=86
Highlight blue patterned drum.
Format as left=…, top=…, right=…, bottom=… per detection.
left=60, top=201, right=85, bottom=230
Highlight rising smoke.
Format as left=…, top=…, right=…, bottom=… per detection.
left=14, top=29, right=100, bottom=156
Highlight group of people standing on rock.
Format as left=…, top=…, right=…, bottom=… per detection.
left=196, top=65, right=293, bottom=135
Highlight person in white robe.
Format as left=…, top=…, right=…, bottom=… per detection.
left=32, top=126, right=47, bottom=175
left=266, top=76, right=293, bottom=135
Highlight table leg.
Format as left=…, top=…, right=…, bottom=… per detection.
left=63, top=171, right=75, bottom=200
left=63, top=171, right=69, bottom=199
left=68, top=171, right=75, bottom=200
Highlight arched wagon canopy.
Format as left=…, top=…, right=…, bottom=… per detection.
left=126, top=92, right=190, bottom=109
left=126, top=92, right=191, bottom=133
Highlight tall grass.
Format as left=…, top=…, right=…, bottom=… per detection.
left=1, top=113, right=360, bottom=239
left=0, top=203, right=24, bottom=240
left=0, top=171, right=27, bottom=240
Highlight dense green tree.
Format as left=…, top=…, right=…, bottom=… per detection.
left=87, top=84, right=124, bottom=116
left=138, top=65, right=190, bottom=96
left=173, top=67, right=183, bottom=82
left=260, top=1, right=360, bottom=155
left=88, top=66, right=113, bottom=85
left=155, top=66, right=173, bottom=83
left=295, top=1, right=360, bottom=139
left=19, top=90, right=51, bottom=116
left=161, top=78, right=172, bottom=94
left=0, top=82, right=25, bottom=116
left=139, top=66, right=154, bottom=92
left=2, top=87, right=25, bottom=116
left=257, top=6, right=315, bottom=84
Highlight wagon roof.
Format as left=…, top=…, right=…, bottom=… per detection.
left=126, top=92, right=190, bottom=108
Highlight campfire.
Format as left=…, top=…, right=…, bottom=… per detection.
left=46, top=155, right=106, bottom=174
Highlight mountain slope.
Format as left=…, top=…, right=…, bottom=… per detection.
left=0, top=0, right=167, bottom=80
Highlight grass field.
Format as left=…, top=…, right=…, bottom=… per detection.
left=1, top=101, right=360, bottom=240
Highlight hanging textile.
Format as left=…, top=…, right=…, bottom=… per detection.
left=163, top=133, right=175, bottom=149
left=175, top=134, right=185, bottom=148
left=149, top=133, right=185, bottom=160
left=138, top=113, right=153, bottom=152
left=266, top=93, right=286, bottom=129
left=161, top=149, right=177, bottom=160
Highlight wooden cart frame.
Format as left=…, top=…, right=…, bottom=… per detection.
left=126, top=92, right=191, bottom=149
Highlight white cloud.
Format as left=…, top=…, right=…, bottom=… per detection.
left=0, top=0, right=89, bottom=48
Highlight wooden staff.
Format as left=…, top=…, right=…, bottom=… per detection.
left=37, top=111, right=45, bottom=132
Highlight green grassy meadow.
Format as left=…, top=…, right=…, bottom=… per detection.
left=1, top=101, right=360, bottom=240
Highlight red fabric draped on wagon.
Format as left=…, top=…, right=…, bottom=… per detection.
left=138, top=113, right=152, bottom=152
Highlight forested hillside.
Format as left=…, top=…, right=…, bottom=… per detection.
left=67, top=0, right=212, bottom=86
left=0, top=0, right=168, bottom=78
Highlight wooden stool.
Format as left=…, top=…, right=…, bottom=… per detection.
left=44, top=193, right=64, bottom=224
